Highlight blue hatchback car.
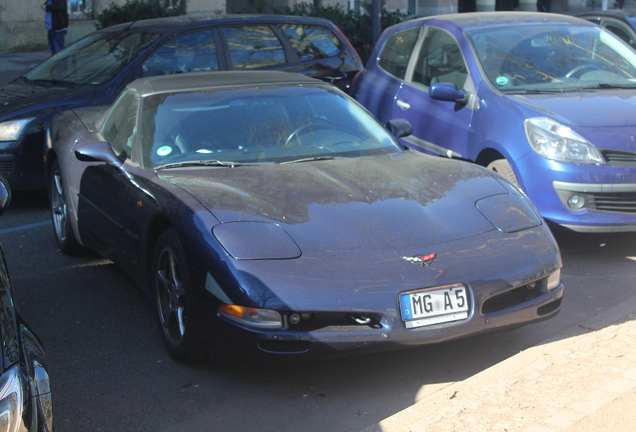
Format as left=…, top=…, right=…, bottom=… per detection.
left=353, top=12, right=636, bottom=233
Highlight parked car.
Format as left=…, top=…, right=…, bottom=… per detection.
left=578, top=9, right=636, bottom=49
left=47, top=70, right=563, bottom=363
left=0, top=14, right=362, bottom=190
left=352, top=11, right=636, bottom=233
left=0, top=175, right=54, bottom=430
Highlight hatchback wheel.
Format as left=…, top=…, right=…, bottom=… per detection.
left=49, top=160, right=82, bottom=254
left=152, top=228, right=205, bottom=362
left=487, top=159, right=519, bottom=187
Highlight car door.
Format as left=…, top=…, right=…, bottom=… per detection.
left=77, top=90, right=143, bottom=270
left=393, top=26, right=475, bottom=159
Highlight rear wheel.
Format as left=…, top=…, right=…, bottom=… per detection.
left=487, top=159, right=519, bottom=188
left=152, top=228, right=205, bottom=362
left=49, top=160, right=83, bottom=254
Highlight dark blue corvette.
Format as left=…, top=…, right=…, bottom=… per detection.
left=47, top=70, right=563, bottom=363
left=353, top=12, right=636, bottom=233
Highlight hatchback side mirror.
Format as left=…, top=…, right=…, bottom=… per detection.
left=0, top=175, right=11, bottom=217
left=429, top=83, right=468, bottom=104
left=387, top=119, right=413, bottom=139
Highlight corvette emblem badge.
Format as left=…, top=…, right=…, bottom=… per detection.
left=402, top=253, right=436, bottom=267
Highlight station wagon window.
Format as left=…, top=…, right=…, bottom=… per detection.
left=142, top=30, right=219, bottom=76
left=412, top=27, right=468, bottom=90
left=280, top=24, right=342, bottom=60
left=378, top=27, right=420, bottom=80
left=101, top=90, right=140, bottom=159
left=223, top=26, right=286, bottom=69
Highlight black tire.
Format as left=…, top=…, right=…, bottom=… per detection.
left=49, top=160, right=83, bottom=254
left=152, top=228, right=205, bottom=362
left=487, top=158, right=520, bottom=188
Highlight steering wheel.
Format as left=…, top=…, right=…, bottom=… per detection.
left=565, top=65, right=599, bottom=79
left=284, top=121, right=334, bottom=147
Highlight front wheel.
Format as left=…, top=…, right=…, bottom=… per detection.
left=487, top=159, right=519, bottom=188
left=49, top=160, right=83, bottom=254
left=152, top=228, right=205, bottom=362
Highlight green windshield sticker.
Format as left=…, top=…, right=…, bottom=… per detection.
left=496, top=76, right=509, bottom=86
left=157, top=146, right=173, bottom=156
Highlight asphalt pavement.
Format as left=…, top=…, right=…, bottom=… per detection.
left=2, top=50, right=636, bottom=432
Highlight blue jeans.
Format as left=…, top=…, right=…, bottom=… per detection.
left=47, top=29, right=67, bottom=54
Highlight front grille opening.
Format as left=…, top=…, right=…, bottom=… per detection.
left=601, top=149, right=636, bottom=165
left=537, top=298, right=561, bottom=316
left=283, top=312, right=383, bottom=332
left=481, top=280, right=544, bottom=315
left=588, top=193, right=636, bottom=213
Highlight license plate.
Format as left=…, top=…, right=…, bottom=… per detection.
left=400, top=284, right=469, bottom=329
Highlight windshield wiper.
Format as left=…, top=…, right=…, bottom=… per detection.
left=29, top=78, right=79, bottom=88
left=503, top=88, right=568, bottom=95
left=280, top=155, right=340, bottom=165
left=155, top=160, right=239, bottom=170
left=571, top=83, right=636, bottom=90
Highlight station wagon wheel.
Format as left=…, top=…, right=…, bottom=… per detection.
left=152, top=228, right=205, bottom=362
left=487, top=159, right=520, bottom=188
left=49, top=160, right=82, bottom=254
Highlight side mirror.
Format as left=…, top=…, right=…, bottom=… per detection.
left=387, top=119, right=413, bottom=139
left=74, top=135, right=122, bottom=168
left=0, top=175, right=11, bottom=217
left=429, top=82, right=468, bottom=104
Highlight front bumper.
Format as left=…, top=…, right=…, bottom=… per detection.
left=190, top=225, right=564, bottom=364
left=201, top=281, right=564, bottom=364
left=516, top=152, right=636, bottom=232
left=0, top=131, right=47, bottom=190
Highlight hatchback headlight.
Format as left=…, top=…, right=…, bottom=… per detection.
left=525, top=117, right=604, bottom=164
left=0, top=118, right=35, bottom=142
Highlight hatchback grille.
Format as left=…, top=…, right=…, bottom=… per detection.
left=587, top=193, right=636, bottom=213
left=601, top=149, right=636, bottom=165
left=0, top=161, right=14, bottom=174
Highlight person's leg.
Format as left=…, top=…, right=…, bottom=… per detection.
left=52, top=29, right=67, bottom=54
left=47, top=30, right=56, bottom=55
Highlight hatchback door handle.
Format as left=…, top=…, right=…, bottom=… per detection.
left=396, top=100, right=410, bottom=110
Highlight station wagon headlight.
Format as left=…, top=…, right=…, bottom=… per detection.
left=0, top=118, right=35, bottom=142
left=218, top=304, right=283, bottom=329
left=525, top=117, right=604, bottom=164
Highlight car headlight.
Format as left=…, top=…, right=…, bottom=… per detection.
left=524, top=117, right=604, bottom=164
left=476, top=193, right=542, bottom=233
left=0, top=364, right=26, bottom=432
left=213, top=222, right=300, bottom=260
left=218, top=304, right=283, bottom=329
left=0, top=118, right=35, bottom=142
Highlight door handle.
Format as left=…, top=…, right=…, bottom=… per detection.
left=396, top=100, right=411, bottom=110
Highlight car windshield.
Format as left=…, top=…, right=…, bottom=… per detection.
left=25, top=31, right=160, bottom=86
left=140, top=85, right=402, bottom=169
left=468, top=25, right=636, bottom=92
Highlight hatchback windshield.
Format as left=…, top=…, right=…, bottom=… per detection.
left=468, top=25, right=636, bottom=92
left=140, top=85, right=402, bottom=168
left=26, top=31, right=160, bottom=86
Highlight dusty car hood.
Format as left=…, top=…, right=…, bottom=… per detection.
left=0, top=82, right=93, bottom=119
left=509, top=90, right=636, bottom=128
left=160, top=152, right=513, bottom=251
